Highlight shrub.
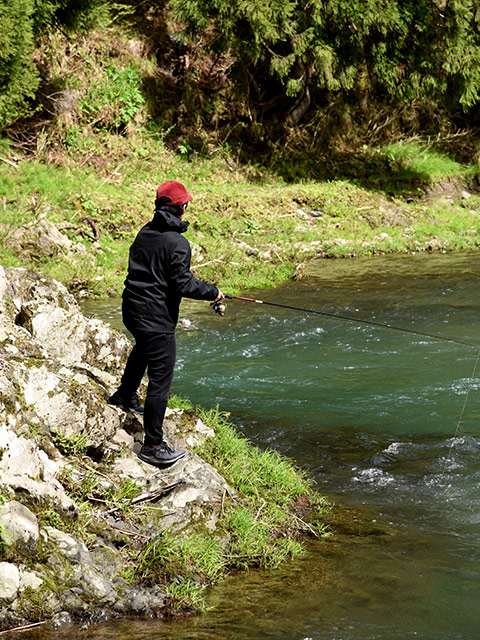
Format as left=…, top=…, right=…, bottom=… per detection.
left=0, top=0, right=39, bottom=129
left=78, top=64, right=145, bottom=131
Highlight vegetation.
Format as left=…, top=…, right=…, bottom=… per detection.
left=136, top=403, right=329, bottom=611
left=170, top=0, right=480, bottom=135
left=1, top=129, right=479, bottom=297
left=22, top=401, right=330, bottom=614
left=0, top=1, right=478, bottom=299
left=1, top=1, right=479, bottom=620
left=1, top=58, right=480, bottom=291
left=2, top=1, right=480, bottom=148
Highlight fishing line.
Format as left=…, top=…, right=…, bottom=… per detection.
left=221, top=295, right=477, bottom=348
left=441, top=347, right=480, bottom=482
left=215, top=294, right=480, bottom=470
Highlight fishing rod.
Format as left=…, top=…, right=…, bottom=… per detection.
left=210, top=295, right=477, bottom=348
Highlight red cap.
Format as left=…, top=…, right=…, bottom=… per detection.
left=156, top=181, right=193, bottom=206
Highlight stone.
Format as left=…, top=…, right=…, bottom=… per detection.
left=0, top=424, right=76, bottom=515
left=51, top=611, right=74, bottom=628
left=0, top=562, right=20, bottom=603
left=111, top=456, right=146, bottom=478
left=169, top=413, right=215, bottom=448
left=18, top=568, right=44, bottom=592
left=76, top=565, right=113, bottom=601
left=112, top=428, right=135, bottom=449
left=0, top=265, right=130, bottom=372
left=10, top=219, right=73, bottom=257
left=44, top=527, right=91, bottom=565
left=0, top=501, right=39, bottom=555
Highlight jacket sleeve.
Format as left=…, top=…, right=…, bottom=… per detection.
left=168, top=237, right=219, bottom=300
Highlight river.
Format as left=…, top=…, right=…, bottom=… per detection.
left=43, top=251, right=480, bottom=639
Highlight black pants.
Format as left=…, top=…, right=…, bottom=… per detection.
left=118, top=331, right=176, bottom=446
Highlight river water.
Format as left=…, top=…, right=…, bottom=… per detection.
left=49, top=251, right=480, bottom=639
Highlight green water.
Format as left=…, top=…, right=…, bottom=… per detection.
left=71, top=251, right=480, bottom=640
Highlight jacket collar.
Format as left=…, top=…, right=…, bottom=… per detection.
left=151, top=206, right=189, bottom=233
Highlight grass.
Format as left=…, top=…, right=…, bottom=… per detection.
left=51, top=430, right=90, bottom=456
left=195, top=406, right=314, bottom=508
left=1, top=132, right=479, bottom=298
left=28, top=402, right=329, bottom=615
left=379, top=140, right=475, bottom=180
left=164, top=579, right=208, bottom=613
left=1, top=25, right=479, bottom=296
left=132, top=402, right=330, bottom=612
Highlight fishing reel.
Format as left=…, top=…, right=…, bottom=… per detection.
left=210, top=300, right=227, bottom=316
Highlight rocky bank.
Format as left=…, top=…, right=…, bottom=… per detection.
left=0, top=265, right=238, bottom=629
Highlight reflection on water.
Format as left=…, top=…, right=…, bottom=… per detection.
left=75, top=251, right=480, bottom=640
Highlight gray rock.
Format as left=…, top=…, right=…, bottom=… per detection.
left=0, top=562, right=20, bottom=602
left=51, top=611, right=74, bottom=628
left=0, top=424, right=76, bottom=515
left=44, top=527, right=91, bottom=565
left=0, top=501, right=39, bottom=555
left=76, top=565, right=113, bottom=602
left=18, top=567, right=44, bottom=592
left=0, top=265, right=130, bottom=372
left=10, top=219, right=73, bottom=258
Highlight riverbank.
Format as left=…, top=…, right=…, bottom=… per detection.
left=1, top=134, right=479, bottom=299
left=0, top=265, right=329, bottom=632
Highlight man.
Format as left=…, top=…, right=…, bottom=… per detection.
left=108, top=180, right=224, bottom=467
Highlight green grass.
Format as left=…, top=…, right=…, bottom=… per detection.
left=379, top=141, right=474, bottom=180
left=1, top=132, right=479, bottom=297
left=140, top=531, right=226, bottom=585
left=195, top=406, right=313, bottom=508
left=136, top=402, right=330, bottom=612
left=51, top=430, right=90, bottom=456
left=164, top=578, right=208, bottom=613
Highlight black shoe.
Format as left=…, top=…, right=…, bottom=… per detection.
left=137, top=443, right=186, bottom=468
left=108, top=391, right=144, bottom=414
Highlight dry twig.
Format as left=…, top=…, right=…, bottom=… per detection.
left=105, top=479, right=185, bottom=515
left=0, top=621, right=47, bottom=636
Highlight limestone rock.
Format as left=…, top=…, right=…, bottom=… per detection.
left=18, top=568, right=44, bottom=592
left=0, top=265, right=241, bottom=627
left=0, top=501, right=39, bottom=555
left=43, top=527, right=119, bottom=605
left=0, top=562, right=20, bottom=603
left=44, top=527, right=92, bottom=565
left=0, top=265, right=130, bottom=372
left=10, top=219, right=73, bottom=258
left=0, top=424, right=76, bottom=515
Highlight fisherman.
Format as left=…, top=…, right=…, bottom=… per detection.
left=108, top=180, right=224, bottom=467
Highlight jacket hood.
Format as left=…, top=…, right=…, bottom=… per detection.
left=151, top=206, right=189, bottom=233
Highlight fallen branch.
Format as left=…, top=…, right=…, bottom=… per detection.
left=255, top=501, right=266, bottom=521
left=80, top=217, right=100, bottom=241
left=0, top=157, right=18, bottom=169
left=105, top=479, right=185, bottom=515
left=96, top=513, right=149, bottom=539
left=291, top=513, right=320, bottom=538
left=192, top=252, right=230, bottom=269
left=0, top=621, right=47, bottom=636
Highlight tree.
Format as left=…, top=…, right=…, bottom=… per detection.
left=167, top=0, right=480, bottom=125
left=0, top=0, right=109, bottom=131
left=0, top=0, right=39, bottom=130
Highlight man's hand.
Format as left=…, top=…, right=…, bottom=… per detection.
left=214, top=289, right=225, bottom=302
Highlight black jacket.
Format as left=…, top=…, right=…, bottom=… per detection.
left=122, top=206, right=219, bottom=333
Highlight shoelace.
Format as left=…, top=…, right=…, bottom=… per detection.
left=160, top=443, right=174, bottom=454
